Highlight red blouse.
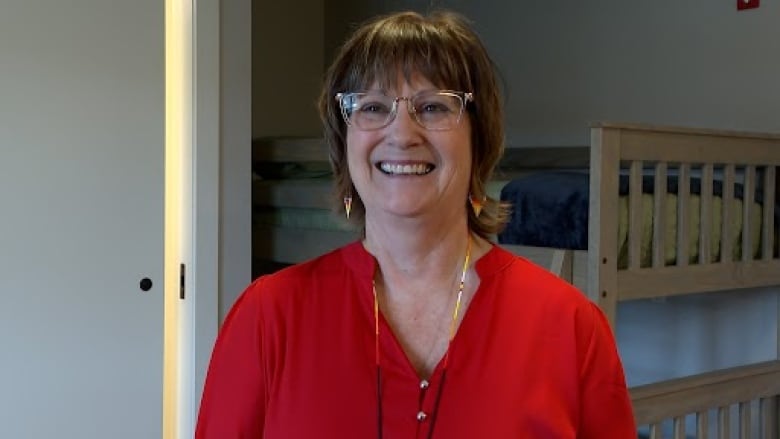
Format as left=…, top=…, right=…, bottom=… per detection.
left=196, top=242, right=636, bottom=438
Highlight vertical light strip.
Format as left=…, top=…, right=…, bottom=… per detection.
left=165, top=0, right=193, bottom=437
left=163, top=0, right=181, bottom=434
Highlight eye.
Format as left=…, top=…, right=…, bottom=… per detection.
left=359, top=101, right=391, bottom=114
left=415, top=94, right=458, bottom=114
left=418, top=102, right=451, bottom=113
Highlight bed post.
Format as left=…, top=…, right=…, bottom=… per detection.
left=588, top=125, right=621, bottom=328
left=550, top=249, right=573, bottom=284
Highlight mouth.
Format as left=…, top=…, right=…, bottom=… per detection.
left=377, top=162, right=434, bottom=175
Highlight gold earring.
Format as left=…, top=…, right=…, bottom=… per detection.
left=344, top=194, right=353, bottom=219
left=468, top=194, right=485, bottom=217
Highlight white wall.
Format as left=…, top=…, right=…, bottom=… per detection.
left=327, top=0, right=780, bottom=146
left=617, top=288, right=778, bottom=386
left=468, top=0, right=780, bottom=146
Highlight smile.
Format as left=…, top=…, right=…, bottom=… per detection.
left=377, top=162, right=434, bottom=175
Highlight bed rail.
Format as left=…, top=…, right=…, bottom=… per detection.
left=588, top=123, right=780, bottom=326
left=632, top=360, right=780, bottom=439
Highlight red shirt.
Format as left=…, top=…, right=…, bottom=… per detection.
left=196, top=242, right=636, bottom=438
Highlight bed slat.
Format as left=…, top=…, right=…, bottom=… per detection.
left=677, top=164, right=691, bottom=266
left=697, top=410, right=709, bottom=438
left=743, top=166, right=756, bottom=261
left=653, top=162, right=668, bottom=267
left=762, top=166, right=775, bottom=260
left=760, top=396, right=777, bottom=438
left=739, top=401, right=750, bottom=438
left=673, top=416, right=685, bottom=438
left=722, top=165, right=736, bottom=263
left=629, top=160, right=644, bottom=269
left=719, top=405, right=730, bottom=439
left=700, top=163, right=714, bottom=264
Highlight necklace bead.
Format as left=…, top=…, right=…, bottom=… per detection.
left=373, top=236, right=472, bottom=439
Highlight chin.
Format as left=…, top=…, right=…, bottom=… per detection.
left=370, top=201, right=424, bottom=218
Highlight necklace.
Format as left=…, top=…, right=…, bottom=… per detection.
left=372, top=236, right=472, bottom=439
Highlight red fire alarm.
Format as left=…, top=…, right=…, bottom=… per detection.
left=738, top=0, right=759, bottom=10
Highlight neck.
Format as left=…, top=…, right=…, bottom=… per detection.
left=363, top=212, right=470, bottom=281
left=369, top=223, right=475, bottom=377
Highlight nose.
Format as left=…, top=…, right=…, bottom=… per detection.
left=395, top=98, right=418, bottom=124
left=385, top=98, right=422, bottom=147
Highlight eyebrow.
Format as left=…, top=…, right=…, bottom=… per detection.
left=360, top=88, right=441, bottom=96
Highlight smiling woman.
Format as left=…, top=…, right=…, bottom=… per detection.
left=342, top=72, right=475, bottom=229
left=320, top=12, right=506, bottom=238
left=196, top=10, right=636, bottom=439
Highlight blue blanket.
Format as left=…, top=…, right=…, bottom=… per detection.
left=498, top=171, right=778, bottom=251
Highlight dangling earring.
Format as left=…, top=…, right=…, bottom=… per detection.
left=468, top=193, right=485, bottom=217
left=344, top=193, right=353, bottom=219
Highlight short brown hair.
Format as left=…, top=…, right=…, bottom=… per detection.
left=319, top=10, right=509, bottom=239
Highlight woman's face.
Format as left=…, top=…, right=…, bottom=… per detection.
left=345, top=71, right=473, bottom=225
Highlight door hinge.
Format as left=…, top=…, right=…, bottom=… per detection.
left=179, top=263, right=186, bottom=300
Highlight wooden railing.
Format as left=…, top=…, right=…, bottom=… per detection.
left=631, top=360, right=780, bottom=438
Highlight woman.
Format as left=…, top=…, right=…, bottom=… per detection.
left=196, top=10, right=636, bottom=438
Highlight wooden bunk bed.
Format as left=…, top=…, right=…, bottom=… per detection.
left=584, top=123, right=780, bottom=438
left=252, top=122, right=780, bottom=438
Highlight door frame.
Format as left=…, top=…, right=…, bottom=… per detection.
left=165, top=0, right=252, bottom=437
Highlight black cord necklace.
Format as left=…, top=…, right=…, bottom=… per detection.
left=372, top=237, right=472, bottom=439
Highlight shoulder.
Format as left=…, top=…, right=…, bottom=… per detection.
left=239, top=244, right=353, bottom=309
left=479, top=245, right=608, bottom=343
left=485, top=245, right=591, bottom=310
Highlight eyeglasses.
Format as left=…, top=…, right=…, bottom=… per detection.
left=335, top=90, right=473, bottom=131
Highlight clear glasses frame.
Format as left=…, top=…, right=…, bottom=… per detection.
left=335, top=90, right=474, bottom=131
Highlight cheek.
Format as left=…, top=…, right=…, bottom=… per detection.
left=344, top=136, right=369, bottom=181
left=345, top=131, right=377, bottom=164
left=447, top=135, right=472, bottom=169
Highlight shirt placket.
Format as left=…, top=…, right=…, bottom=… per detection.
left=414, top=376, right=442, bottom=439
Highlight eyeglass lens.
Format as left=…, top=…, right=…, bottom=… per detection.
left=341, top=92, right=466, bottom=130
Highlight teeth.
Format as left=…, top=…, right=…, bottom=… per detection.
left=379, top=162, right=432, bottom=175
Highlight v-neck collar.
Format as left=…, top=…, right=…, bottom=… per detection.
left=340, top=239, right=515, bottom=281
left=339, top=240, right=517, bottom=380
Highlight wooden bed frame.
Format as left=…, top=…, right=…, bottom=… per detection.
left=253, top=123, right=780, bottom=438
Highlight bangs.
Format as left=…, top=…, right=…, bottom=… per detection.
left=343, top=15, right=473, bottom=93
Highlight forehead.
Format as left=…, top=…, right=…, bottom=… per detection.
left=362, top=70, right=440, bottom=94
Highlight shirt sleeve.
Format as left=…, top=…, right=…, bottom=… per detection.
left=577, top=302, right=637, bottom=438
left=195, top=280, right=267, bottom=439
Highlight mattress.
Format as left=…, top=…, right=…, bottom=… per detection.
left=499, top=171, right=779, bottom=267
